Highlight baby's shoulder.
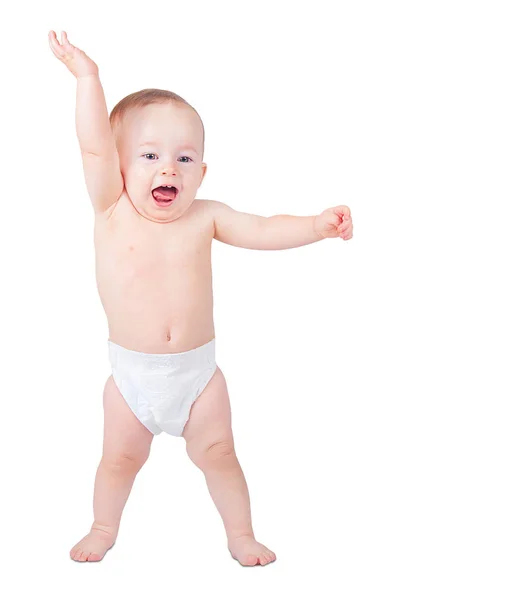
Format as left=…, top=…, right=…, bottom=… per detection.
left=194, top=198, right=226, bottom=221
left=194, top=198, right=218, bottom=211
left=192, top=198, right=221, bottom=227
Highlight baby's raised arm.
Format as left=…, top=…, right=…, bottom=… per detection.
left=48, top=31, right=123, bottom=214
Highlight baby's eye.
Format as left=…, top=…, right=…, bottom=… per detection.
left=142, top=153, right=157, bottom=160
left=178, top=156, right=193, bottom=163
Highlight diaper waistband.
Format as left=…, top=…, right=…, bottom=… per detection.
left=108, top=338, right=216, bottom=372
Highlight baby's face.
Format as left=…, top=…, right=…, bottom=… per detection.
left=115, top=103, right=206, bottom=223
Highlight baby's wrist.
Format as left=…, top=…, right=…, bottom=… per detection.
left=313, top=214, right=326, bottom=240
left=77, top=72, right=100, bottom=80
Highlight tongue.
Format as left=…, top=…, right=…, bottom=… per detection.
left=153, top=186, right=177, bottom=201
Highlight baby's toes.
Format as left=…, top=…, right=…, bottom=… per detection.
left=70, top=541, right=92, bottom=562
left=79, top=550, right=91, bottom=561
left=73, top=549, right=85, bottom=561
left=87, top=552, right=102, bottom=562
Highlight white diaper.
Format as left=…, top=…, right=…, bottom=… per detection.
left=108, top=338, right=217, bottom=436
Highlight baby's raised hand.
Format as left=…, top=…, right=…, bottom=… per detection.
left=48, top=30, right=98, bottom=78
left=314, top=205, right=353, bottom=240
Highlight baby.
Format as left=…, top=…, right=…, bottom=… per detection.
left=49, top=30, right=353, bottom=566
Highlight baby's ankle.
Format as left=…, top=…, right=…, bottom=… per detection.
left=227, top=530, right=255, bottom=543
left=91, top=521, right=118, bottom=539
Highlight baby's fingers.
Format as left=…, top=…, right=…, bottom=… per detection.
left=338, top=224, right=353, bottom=239
left=342, top=227, right=353, bottom=240
left=49, top=31, right=70, bottom=59
left=48, top=31, right=64, bottom=58
left=48, top=30, right=75, bottom=59
left=61, top=31, right=74, bottom=49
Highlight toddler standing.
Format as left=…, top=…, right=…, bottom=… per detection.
left=48, top=30, right=353, bottom=566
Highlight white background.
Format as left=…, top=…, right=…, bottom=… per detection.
left=1, top=0, right=505, bottom=598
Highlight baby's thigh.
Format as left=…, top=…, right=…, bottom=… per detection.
left=101, top=375, right=154, bottom=463
left=182, top=366, right=233, bottom=455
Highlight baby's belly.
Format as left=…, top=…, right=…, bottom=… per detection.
left=97, top=270, right=215, bottom=354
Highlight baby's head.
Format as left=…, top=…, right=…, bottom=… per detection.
left=109, top=89, right=207, bottom=223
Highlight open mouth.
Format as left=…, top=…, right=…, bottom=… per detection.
left=152, top=185, right=179, bottom=204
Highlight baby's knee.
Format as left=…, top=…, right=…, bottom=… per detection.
left=187, top=439, right=235, bottom=471
left=102, top=448, right=149, bottom=474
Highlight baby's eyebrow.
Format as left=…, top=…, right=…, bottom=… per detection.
left=139, top=141, right=198, bottom=153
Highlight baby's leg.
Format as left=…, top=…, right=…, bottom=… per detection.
left=183, top=367, right=276, bottom=567
left=70, top=375, right=154, bottom=562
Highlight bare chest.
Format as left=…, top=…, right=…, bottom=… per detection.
left=94, top=197, right=214, bottom=293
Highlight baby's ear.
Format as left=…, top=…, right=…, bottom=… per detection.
left=200, top=162, right=207, bottom=184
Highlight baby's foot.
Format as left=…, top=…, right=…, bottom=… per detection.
left=70, top=526, right=116, bottom=562
left=228, top=534, right=276, bottom=566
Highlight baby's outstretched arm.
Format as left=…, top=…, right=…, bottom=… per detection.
left=48, top=31, right=123, bottom=214
left=211, top=201, right=353, bottom=250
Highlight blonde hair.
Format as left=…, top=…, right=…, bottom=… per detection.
left=109, top=88, right=205, bottom=154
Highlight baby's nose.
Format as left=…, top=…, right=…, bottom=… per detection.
left=161, top=166, right=177, bottom=175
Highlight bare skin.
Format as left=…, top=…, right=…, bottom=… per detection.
left=50, top=29, right=352, bottom=567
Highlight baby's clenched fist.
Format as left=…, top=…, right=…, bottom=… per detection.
left=314, top=205, right=353, bottom=240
